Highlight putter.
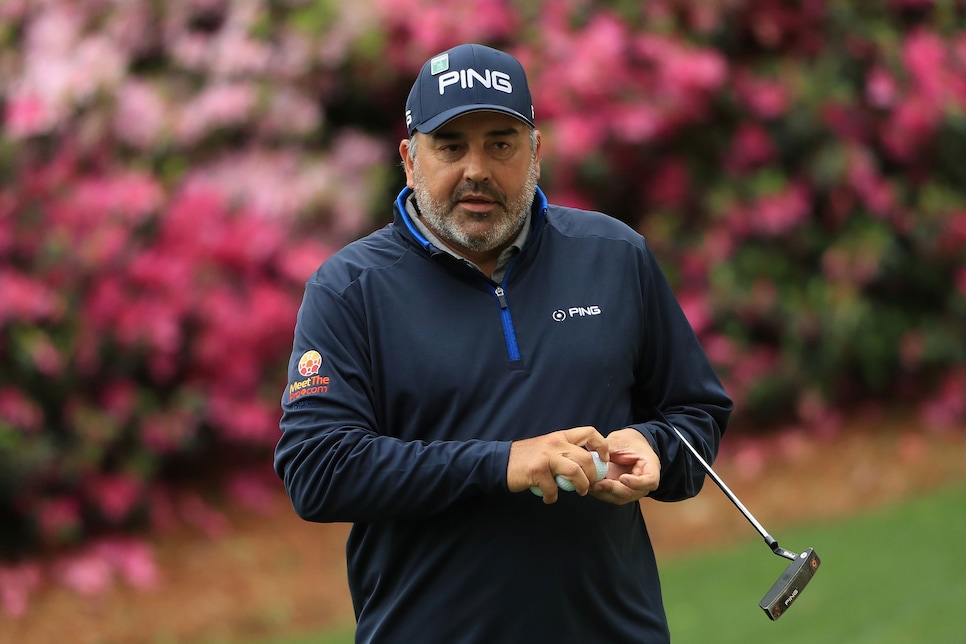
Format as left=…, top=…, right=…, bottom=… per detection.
left=653, top=410, right=820, bottom=620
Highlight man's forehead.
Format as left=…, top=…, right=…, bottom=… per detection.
left=430, top=110, right=526, bottom=137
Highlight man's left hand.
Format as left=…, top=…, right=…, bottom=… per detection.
left=590, top=428, right=661, bottom=505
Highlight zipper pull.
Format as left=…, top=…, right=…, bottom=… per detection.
left=494, top=286, right=508, bottom=309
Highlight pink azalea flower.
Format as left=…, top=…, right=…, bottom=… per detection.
left=56, top=551, right=113, bottom=597
left=702, top=332, right=738, bottom=367
left=208, top=392, right=280, bottom=445
left=85, top=474, right=143, bottom=524
left=881, top=94, right=941, bottom=161
left=612, top=103, right=662, bottom=144
left=375, top=0, right=517, bottom=54
left=919, top=368, right=966, bottom=429
left=725, top=122, right=776, bottom=173
left=178, top=493, right=229, bottom=539
left=955, top=32, right=966, bottom=67
left=0, top=270, right=62, bottom=324
left=169, top=32, right=211, bottom=71
left=148, top=487, right=179, bottom=533
left=0, top=563, right=42, bottom=617
left=261, top=88, right=322, bottom=137
left=226, top=470, right=280, bottom=514
left=796, top=390, right=842, bottom=437
left=0, top=0, right=28, bottom=21
left=661, top=46, right=727, bottom=95
left=551, top=116, right=603, bottom=162
left=902, top=29, right=948, bottom=104
left=174, top=82, right=257, bottom=145
left=277, top=240, right=333, bottom=283
left=23, top=3, right=81, bottom=55
left=71, top=172, right=164, bottom=224
left=3, top=94, right=56, bottom=138
left=821, top=101, right=870, bottom=143
left=94, top=538, right=159, bottom=590
left=751, top=182, right=811, bottom=237
left=677, top=290, right=712, bottom=335
left=865, top=66, right=898, bottom=109
left=646, top=159, right=691, bottom=208
left=139, top=408, right=200, bottom=454
left=23, top=331, right=64, bottom=377
left=686, top=4, right=724, bottom=34
left=0, top=388, right=43, bottom=433
left=114, top=80, right=169, bottom=149
left=69, top=35, right=126, bottom=103
left=36, top=497, right=82, bottom=545
left=210, top=32, right=272, bottom=77
left=732, top=440, right=768, bottom=480
left=734, top=70, right=790, bottom=119
left=100, top=382, right=138, bottom=425
left=566, top=12, right=629, bottom=97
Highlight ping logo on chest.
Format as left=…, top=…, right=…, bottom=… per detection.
left=551, top=305, right=602, bottom=322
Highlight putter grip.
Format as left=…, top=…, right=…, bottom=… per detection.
left=759, top=548, right=821, bottom=620
left=529, top=452, right=608, bottom=497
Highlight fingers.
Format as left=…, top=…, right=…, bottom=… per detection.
left=508, top=426, right=661, bottom=506
left=588, top=429, right=662, bottom=505
left=561, top=426, right=609, bottom=463
left=509, top=426, right=608, bottom=501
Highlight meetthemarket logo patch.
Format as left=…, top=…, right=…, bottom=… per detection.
left=298, top=350, right=323, bottom=376
left=289, top=349, right=330, bottom=403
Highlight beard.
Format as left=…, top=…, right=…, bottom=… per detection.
left=412, top=157, right=539, bottom=254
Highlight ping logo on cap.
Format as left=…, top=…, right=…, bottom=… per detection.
left=437, top=68, right=513, bottom=96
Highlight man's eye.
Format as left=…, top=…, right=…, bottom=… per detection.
left=490, top=141, right=514, bottom=158
left=437, top=144, right=464, bottom=160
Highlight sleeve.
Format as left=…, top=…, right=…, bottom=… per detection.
left=628, top=244, right=734, bottom=502
left=273, top=278, right=511, bottom=524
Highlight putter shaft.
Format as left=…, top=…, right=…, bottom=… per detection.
left=665, top=421, right=795, bottom=560
left=653, top=409, right=821, bottom=620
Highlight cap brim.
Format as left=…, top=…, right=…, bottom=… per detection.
left=412, top=105, right=533, bottom=134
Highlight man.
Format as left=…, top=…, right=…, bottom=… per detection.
left=275, top=43, right=732, bottom=643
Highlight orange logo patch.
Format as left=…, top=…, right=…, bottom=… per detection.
left=298, top=350, right=322, bottom=376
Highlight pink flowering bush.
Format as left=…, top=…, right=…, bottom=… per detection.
left=0, top=0, right=386, bottom=612
left=2, top=0, right=965, bottom=615
left=374, top=0, right=966, bottom=432
left=0, top=142, right=334, bottom=612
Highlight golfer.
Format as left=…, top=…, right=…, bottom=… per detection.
left=275, top=43, right=732, bottom=643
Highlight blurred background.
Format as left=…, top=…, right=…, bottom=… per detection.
left=1, top=1, right=964, bottom=642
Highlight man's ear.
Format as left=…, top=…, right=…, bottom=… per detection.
left=534, top=129, right=542, bottom=181
left=399, top=138, right=416, bottom=188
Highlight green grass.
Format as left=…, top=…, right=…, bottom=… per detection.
left=662, top=485, right=966, bottom=643
left=259, top=486, right=966, bottom=644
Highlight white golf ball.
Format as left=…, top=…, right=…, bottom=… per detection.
left=530, top=452, right=608, bottom=496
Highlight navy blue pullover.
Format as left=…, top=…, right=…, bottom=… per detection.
left=275, top=186, right=732, bottom=643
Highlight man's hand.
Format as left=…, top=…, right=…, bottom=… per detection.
left=507, top=426, right=609, bottom=503
left=590, top=428, right=661, bottom=505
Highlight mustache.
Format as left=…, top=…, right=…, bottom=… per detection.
left=453, top=181, right=506, bottom=207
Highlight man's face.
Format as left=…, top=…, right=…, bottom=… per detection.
left=401, top=111, right=541, bottom=260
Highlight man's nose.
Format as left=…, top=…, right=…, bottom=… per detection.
left=462, top=145, right=490, bottom=183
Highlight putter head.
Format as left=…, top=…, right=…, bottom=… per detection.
left=759, top=547, right=820, bottom=620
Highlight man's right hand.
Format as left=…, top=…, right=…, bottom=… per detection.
left=507, top=426, right=609, bottom=503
